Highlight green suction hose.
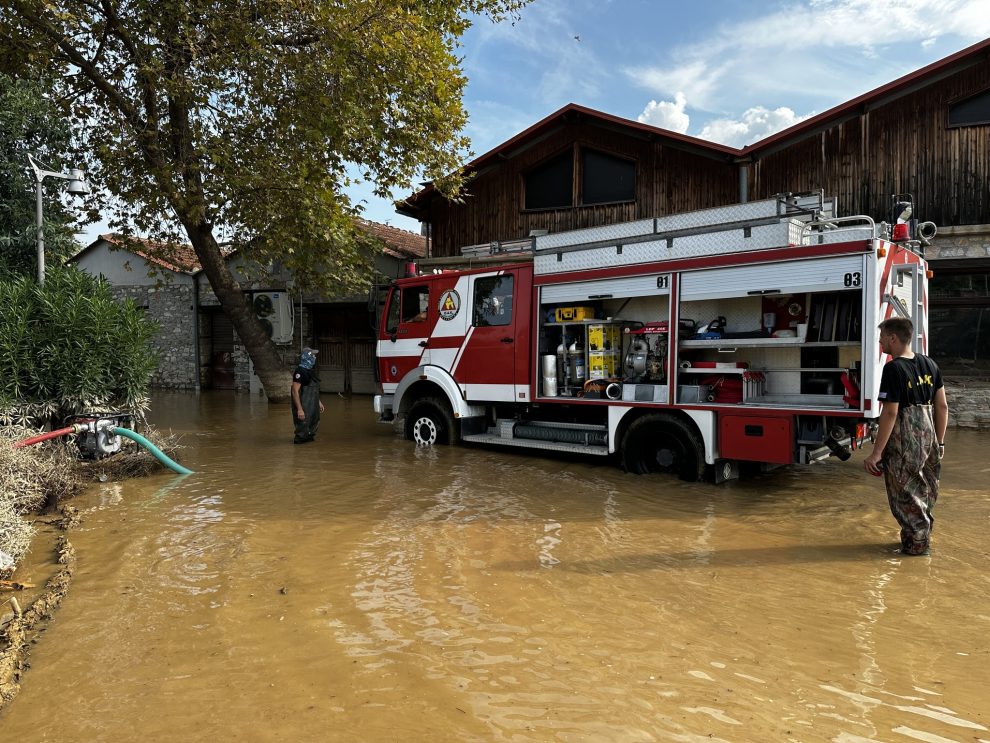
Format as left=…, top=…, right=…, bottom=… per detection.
left=111, top=427, right=194, bottom=475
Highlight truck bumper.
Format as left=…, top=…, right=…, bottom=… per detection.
left=373, top=394, right=395, bottom=422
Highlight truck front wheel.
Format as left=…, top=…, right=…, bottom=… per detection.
left=404, top=397, right=459, bottom=446
left=621, top=414, right=705, bottom=481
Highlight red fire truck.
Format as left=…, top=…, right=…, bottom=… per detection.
left=373, top=193, right=934, bottom=482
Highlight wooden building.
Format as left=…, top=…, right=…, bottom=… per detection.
left=398, top=38, right=990, bottom=385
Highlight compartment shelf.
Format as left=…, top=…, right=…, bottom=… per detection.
left=679, top=339, right=859, bottom=348
left=679, top=366, right=851, bottom=374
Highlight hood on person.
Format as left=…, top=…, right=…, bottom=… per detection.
left=299, top=346, right=318, bottom=370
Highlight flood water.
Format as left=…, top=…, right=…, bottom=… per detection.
left=2, top=392, right=989, bottom=742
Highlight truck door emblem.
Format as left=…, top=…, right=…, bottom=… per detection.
left=438, top=289, right=461, bottom=321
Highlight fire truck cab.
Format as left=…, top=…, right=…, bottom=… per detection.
left=374, top=193, right=932, bottom=482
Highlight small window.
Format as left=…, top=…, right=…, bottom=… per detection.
left=401, top=285, right=430, bottom=323
left=949, top=89, right=990, bottom=127
left=932, top=271, right=990, bottom=298
left=385, top=289, right=401, bottom=334
left=582, top=149, right=636, bottom=205
left=524, top=151, right=573, bottom=210
left=473, top=275, right=513, bottom=327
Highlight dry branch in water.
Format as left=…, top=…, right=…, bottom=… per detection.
left=0, top=426, right=183, bottom=576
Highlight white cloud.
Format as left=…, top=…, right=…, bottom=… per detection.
left=697, top=106, right=811, bottom=148
left=637, top=93, right=689, bottom=133
left=625, top=0, right=990, bottom=112
left=629, top=61, right=727, bottom=112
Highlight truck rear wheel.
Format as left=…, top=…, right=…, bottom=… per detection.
left=404, top=397, right=459, bottom=446
left=621, top=413, right=705, bottom=481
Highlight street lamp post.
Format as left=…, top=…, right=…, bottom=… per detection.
left=28, top=154, right=91, bottom=284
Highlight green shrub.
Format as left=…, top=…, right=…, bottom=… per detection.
left=0, top=266, right=159, bottom=426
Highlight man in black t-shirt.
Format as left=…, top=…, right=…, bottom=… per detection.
left=290, top=347, right=324, bottom=444
left=864, top=318, right=949, bottom=555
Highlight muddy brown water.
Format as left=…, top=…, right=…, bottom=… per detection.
left=2, top=392, right=989, bottom=742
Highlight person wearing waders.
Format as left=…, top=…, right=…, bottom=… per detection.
left=291, top=347, right=324, bottom=444
left=864, top=317, right=949, bottom=555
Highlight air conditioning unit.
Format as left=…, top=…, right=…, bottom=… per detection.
left=253, top=291, right=294, bottom=344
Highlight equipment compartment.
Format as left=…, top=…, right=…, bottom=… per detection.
left=719, top=414, right=793, bottom=464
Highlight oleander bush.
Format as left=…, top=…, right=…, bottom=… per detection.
left=0, top=266, right=159, bottom=427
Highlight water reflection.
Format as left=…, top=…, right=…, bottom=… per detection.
left=1, top=392, right=988, bottom=742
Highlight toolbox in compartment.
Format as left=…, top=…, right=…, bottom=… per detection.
left=555, top=306, right=596, bottom=322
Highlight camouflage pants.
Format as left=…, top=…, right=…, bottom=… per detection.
left=882, top=404, right=941, bottom=555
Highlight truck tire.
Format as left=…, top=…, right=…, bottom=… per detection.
left=404, top=397, right=459, bottom=446
left=621, top=413, right=705, bottom=481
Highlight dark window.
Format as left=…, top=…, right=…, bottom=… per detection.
left=930, top=307, right=990, bottom=370
left=949, top=89, right=990, bottom=127
left=401, top=285, right=430, bottom=323
left=524, top=151, right=573, bottom=210
left=929, top=267, right=990, bottom=374
left=581, top=149, right=636, bottom=205
left=473, top=275, right=513, bottom=327
left=932, top=271, right=990, bottom=299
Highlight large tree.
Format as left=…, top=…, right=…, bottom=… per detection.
left=0, top=0, right=528, bottom=401
left=0, top=73, right=80, bottom=279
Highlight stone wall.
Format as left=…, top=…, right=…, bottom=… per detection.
left=944, top=377, right=990, bottom=430
left=927, top=225, right=990, bottom=429
left=112, top=284, right=198, bottom=390
left=926, top=224, right=990, bottom=261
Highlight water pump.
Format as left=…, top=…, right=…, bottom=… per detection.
left=65, top=412, right=134, bottom=459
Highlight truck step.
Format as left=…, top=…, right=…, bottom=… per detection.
left=461, top=432, right=611, bottom=456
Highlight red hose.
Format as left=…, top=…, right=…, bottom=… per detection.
left=12, top=426, right=77, bottom=449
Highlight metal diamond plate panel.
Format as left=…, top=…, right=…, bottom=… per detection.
left=535, top=219, right=655, bottom=250
left=535, top=239, right=665, bottom=274
left=802, top=227, right=876, bottom=245
left=654, top=198, right=781, bottom=232
left=668, top=221, right=803, bottom=258
left=535, top=221, right=806, bottom=276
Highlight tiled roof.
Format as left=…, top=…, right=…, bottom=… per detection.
left=79, top=218, right=426, bottom=272
left=357, top=219, right=428, bottom=259
left=99, top=233, right=201, bottom=274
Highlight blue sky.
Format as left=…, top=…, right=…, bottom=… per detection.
left=80, top=0, right=990, bottom=244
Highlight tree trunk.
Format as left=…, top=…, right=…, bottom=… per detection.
left=186, top=222, right=291, bottom=403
